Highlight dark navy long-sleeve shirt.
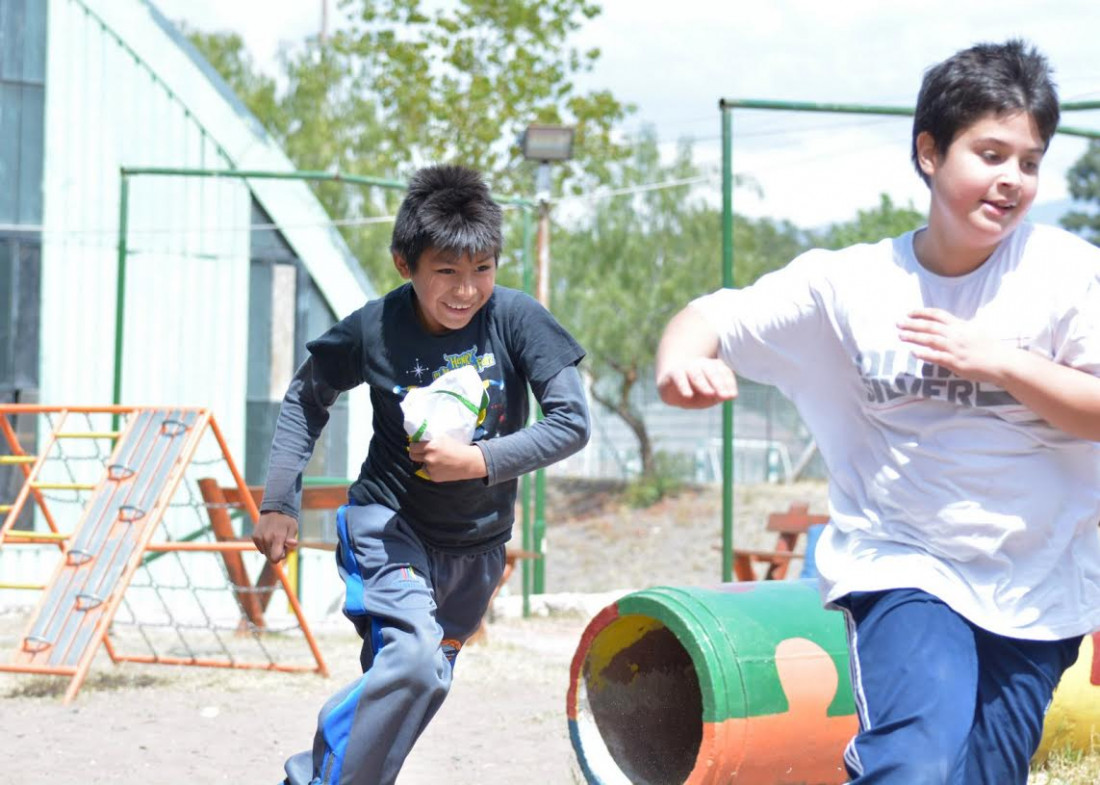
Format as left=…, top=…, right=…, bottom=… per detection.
left=261, top=284, right=590, bottom=552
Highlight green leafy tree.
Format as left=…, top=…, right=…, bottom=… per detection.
left=732, top=213, right=809, bottom=285
left=335, top=0, right=629, bottom=192
left=554, top=129, right=807, bottom=481
left=810, top=193, right=925, bottom=249
left=1061, top=140, right=1100, bottom=244
left=183, top=29, right=282, bottom=124
left=184, top=2, right=633, bottom=290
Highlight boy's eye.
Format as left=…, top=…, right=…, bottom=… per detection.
left=981, top=150, right=1002, bottom=163
left=1022, top=160, right=1040, bottom=174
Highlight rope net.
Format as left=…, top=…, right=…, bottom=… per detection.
left=0, top=406, right=326, bottom=701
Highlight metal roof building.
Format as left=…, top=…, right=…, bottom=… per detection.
left=1, top=0, right=376, bottom=489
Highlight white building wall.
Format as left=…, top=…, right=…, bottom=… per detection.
left=4, top=0, right=379, bottom=606
left=39, top=0, right=377, bottom=477
left=41, top=0, right=252, bottom=453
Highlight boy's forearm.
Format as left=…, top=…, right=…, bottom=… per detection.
left=261, top=359, right=339, bottom=516
left=654, top=303, right=738, bottom=409
left=478, top=364, right=590, bottom=485
left=655, top=305, right=721, bottom=379
left=997, top=352, right=1100, bottom=441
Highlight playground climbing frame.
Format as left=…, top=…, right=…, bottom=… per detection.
left=0, top=405, right=328, bottom=702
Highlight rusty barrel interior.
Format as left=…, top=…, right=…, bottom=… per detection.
left=568, top=581, right=857, bottom=785
left=585, top=619, right=702, bottom=784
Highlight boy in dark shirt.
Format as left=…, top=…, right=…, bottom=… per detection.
left=253, top=164, right=590, bottom=785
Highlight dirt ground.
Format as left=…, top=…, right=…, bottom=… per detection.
left=0, top=480, right=827, bottom=784
left=3, top=478, right=1094, bottom=784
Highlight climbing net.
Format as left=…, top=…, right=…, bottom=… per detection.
left=0, top=405, right=326, bottom=702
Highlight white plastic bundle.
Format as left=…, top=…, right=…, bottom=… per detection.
left=400, top=365, right=488, bottom=444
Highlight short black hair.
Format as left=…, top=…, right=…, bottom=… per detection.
left=911, top=39, right=1059, bottom=185
left=390, top=164, right=503, bottom=270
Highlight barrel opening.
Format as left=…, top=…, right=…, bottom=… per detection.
left=583, top=616, right=702, bottom=784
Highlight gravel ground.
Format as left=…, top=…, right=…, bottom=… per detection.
left=1, top=479, right=1096, bottom=783
left=0, top=479, right=832, bottom=785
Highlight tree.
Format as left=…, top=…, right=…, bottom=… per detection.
left=810, top=193, right=925, bottom=249
left=1061, top=140, right=1100, bottom=244
left=335, top=0, right=630, bottom=192
left=184, top=2, right=633, bottom=290
left=553, top=129, right=807, bottom=481
left=183, top=29, right=281, bottom=125
left=731, top=213, right=809, bottom=285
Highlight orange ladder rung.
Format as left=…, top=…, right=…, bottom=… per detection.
left=4, top=530, right=69, bottom=541
left=54, top=432, right=121, bottom=439
left=0, top=455, right=36, bottom=464
left=30, top=482, right=96, bottom=491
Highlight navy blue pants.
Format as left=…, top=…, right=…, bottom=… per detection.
left=283, top=504, right=506, bottom=785
left=836, top=589, right=1081, bottom=784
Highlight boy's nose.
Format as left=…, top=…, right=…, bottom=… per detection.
left=998, top=163, right=1023, bottom=188
left=454, top=276, right=476, bottom=295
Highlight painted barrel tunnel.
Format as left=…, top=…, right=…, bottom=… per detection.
left=567, top=581, right=856, bottom=785
left=567, top=580, right=1100, bottom=785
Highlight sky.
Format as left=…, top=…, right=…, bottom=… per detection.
left=153, top=0, right=1100, bottom=229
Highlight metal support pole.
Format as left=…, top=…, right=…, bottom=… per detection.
left=535, top=203, right=551, bottom=309
left=521, top=205, right=535, bottom=615
left=720, top=102, right=735, bottom=583
left=111, top=173, right=131, bottom=431
left=534, top=162, right=552, bottom=309
left=531, top=163, right=552, bottom=594
left=110, top=164, right=534, bottom=414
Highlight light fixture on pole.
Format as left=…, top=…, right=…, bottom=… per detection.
left=520, top=124, right=575, bottom=308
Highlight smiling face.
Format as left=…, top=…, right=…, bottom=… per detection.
left=394, top=246, right=497, bottom=334
left=915, top=110, right=1045, bottom=275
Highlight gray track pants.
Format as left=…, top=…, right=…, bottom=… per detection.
left=283, top=504, right=506, bottom=785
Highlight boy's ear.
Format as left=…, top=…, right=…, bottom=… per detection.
left=915, top=131, right=939, bottom=178
left=393, top=252, right=412, bottom=280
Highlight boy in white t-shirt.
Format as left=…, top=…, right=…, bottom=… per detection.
left=655, top=40, right=1100, bottom=784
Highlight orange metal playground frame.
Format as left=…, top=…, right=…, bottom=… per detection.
left=0, top=404, right=328, bottom=702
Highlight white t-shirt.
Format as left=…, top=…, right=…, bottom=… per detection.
left=692, top=223, right=1100, bottom=640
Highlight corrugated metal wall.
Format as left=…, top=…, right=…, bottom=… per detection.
left=0, top=0, right=46, bottom=227
left=40, top=0, right=250, bottom=457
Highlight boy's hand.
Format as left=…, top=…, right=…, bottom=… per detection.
left=656, top=358, right=739, bottom=409
left=252, top=511, right=299, bottom=563
left=408, top=434, right=487, bottom=482
left=898, top=308, right=1013, bottom=383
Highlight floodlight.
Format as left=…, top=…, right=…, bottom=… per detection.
left=520, top=124, right=575, bottom=162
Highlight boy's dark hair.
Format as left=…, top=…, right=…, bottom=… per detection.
left=390, top=164, right=503, bottom=270
left=911, top=39, right=1059, bottom=185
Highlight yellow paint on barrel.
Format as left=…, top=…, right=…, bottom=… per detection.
left=1035, top=632, right=1100, bottom=763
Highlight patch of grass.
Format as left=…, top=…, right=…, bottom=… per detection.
left=1031, top=745, right=1100, bottom=784
left=6, top=670, right=166, bottom=698
left=5, top=676, right=69, bottom=699
left=623, top=452, right=694, bottom=509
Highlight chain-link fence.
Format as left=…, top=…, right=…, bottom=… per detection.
left=552, top=375, right=825, bottom=484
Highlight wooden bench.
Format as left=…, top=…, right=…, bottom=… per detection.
left=732, top=502, right=829, bottom=581
left=197, top=480, right=538, bottom=640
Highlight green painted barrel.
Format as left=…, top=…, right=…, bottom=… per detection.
left=568, top=582, right=1100, bottom=783
left=567, top=581, right=857, bottom=784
